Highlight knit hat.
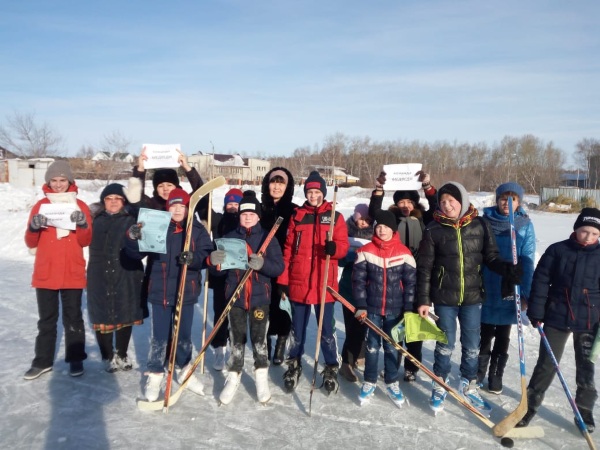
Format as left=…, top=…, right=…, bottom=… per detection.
left=353, top=203, right=370, bottom=222
left=374, top=210, right=397, bottom=231
left=496, top=182, right=524, bottom=201
left=393, top=190, right=420, bottom=205
left=224, top=188, right=243, bottom=206
left=167, top=188, right=190, bottom=208
left=152, top=168, right=180, bottom=190
left=45, top=160, right=74, bottom=184
left=304, top=171, right=327, bottom=197
left=238, top=190, right=262, bottom=218
left=438, top=182, right=470, bottom=218
left=100, top=183, right=126, bottom=203
left=574, top=208, right=600, bottom=232
left=269, top=169, right=289, bottom=185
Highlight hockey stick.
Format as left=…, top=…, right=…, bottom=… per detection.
left=199, top=190, right=213, bottom=374
left=309, top=185, right=338, bottom=416
left=161, top=176, right=226, bottom=413
left=493, top=196, right=528, bottom=436
left=138, top=216, right=283, bottom=411
left=537, top=325, right=596, bottom=450
left=329, top=287, right=544, bottom=440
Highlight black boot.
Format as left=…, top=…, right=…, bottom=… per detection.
left=488, top=353, right=508, bottom=394
left=579, top=408, right=595, bottom=433
left=516, top=408, right=536, bottom=427
left=283, top=358, right=302, bottom=392
left=321, top=364, right=339, bottom=394
left=273, top=335, right=287, bottom=366
left=477, top=354, right=491, bottom=386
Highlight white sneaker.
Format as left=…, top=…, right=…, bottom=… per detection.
left=213, top=346, right=227, bottom=371
left=177, top=364, right=205, bottom=396
left=255, top=367, right=271, bottom=404
left=145, top=372, right=164, bottom=402
left=220, top=371, right=242, bottom=405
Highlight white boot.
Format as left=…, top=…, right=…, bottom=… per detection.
left=255, top=367, right=271, bottom=404
left=145, top=372, right=164, bottom=402
left=177, top=364, right=205, bottom=396
left=219, top=371, right=242, bottom=405
left=213, top=346, right=227, bottom=371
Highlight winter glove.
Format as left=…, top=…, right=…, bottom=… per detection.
left=354, top=309, right=367, bottom=323
left=247, top=254, right=264, bottom=271
left=503, top=262, right=523, bottom=286
left=123, top=177, right=142, bottom=204
left=277, top=284, right=289, bottom=299
left=324, top=240, right=336, bottom=257
left=375, top=171, right=386, bottom=190
left=30, top=214, right=48, bottom=231
left=209, top=250, right=226, bottom=265
left=416, top=170, right=431, bottom=190
left=127, top=223, right=143, bottom=240
left=178, top=251, right=194, bottom=266
left=501, top=277, right=515, bottom=299
left=70, top=210, right=87, bottom=228
left=529, top=319, right=543, bottom=328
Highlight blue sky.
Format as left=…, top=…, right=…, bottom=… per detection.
left=1, top=1, right=598, bottom=161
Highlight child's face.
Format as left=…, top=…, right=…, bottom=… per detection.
left=169, top=203, right=187, bottom=222
left=375, top=224, right=394, bottom=241
left=575, top=226, right=600, bottom=246
left=49, top=176, right=70, bottom=193
left=240, top=212, right=259, bottom=228
left=439, top=194, right=461, bottom=219
left=225, top=202, right=239, bottom=213
left=306, top=189, right=324, bottom=207
left=157, top=182, right=177, bottom=200
left=497, top=192, right=520, bottom=216
left=397, top=199, right=415, bottom=217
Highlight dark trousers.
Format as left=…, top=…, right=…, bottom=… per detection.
left=147, top=303, right=194, bottom=373
left=341, top=302, right=366, bottom=365
left=528, top=325, right=598, bottom=412
left=228, top=305, right=270, bottom=372
left=210, top=278, right=229, bottom=349
left=289, top=301, right=339, bottom=366
left=404, top=340, right=423, bottom=373
left=95, top=327, right=133, bottom=360
left=32, top=288, right=87, bottom=368
left=480, top=323, right=511, bottom=356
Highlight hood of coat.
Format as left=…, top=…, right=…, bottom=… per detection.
left=261, top=167, right=295, bottom=207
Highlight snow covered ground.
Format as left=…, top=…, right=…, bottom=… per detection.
left=0, top=180, right=595, bottom=450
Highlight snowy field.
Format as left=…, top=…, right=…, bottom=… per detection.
left=0, top=180, right=596, bottom=450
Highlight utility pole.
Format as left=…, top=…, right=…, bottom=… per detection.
left=209, top=141, right=215, bottom=179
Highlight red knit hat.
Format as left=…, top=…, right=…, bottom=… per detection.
left=167, top=188, right=190, bottom=208
left=224, top=188, right=244, bottom=206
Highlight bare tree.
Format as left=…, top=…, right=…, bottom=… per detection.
left=101, top=130, right=132, bottom=156
left=0, top=111, right=64, bottom=157
left=575, top=138, right=600, bottom=189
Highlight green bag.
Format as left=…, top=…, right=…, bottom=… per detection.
left=404, top=312, right=448, bottom=344
left=390, top=318, right=406, bottom=344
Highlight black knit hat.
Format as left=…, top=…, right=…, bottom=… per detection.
left=152, top=169, right=181, bottom=190
left=393, top=190, right=420, bottom=205
left=100, top=183, right=126, bottom=203
left=374, top=210, right=397, bottom=231
left=239, top=190, right=262, bottom=218
left=574, top=208, right=600, bottom=232
left=437, top=183, right=462, bottom=205
left=304, top=171, right=327, bottom=197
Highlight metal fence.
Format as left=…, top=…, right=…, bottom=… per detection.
left=541, top=187, right=600, bottom=206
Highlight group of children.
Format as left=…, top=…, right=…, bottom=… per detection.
left=22, top=158, right=599, bottom=433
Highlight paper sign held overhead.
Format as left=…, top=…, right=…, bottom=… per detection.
left=382, top=163, right=422, bottom=191
left=142, top=144, right=181, bottom=169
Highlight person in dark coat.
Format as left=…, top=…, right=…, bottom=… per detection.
left=516, top=208, right=600, bottom=433
left=260, top=167, right=298, bottom=365
left=87, top=183, right=146, bottom=373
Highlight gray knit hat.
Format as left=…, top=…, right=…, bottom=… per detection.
left=45, top=160, right=74, bottom=184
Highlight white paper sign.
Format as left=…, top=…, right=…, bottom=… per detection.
left=39, top=203, right=78, bottom=230
left=382, top=163, right=422, bottom=191
left=214, top=238, right=248, bottom=270
left=142, top=144, right=181, bottom=169
left=137, top=208, right=172, bottom=254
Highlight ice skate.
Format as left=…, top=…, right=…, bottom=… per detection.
left=358, top=381, right=376, bottom=405
left=430, top=378, right=448, bottom=415
left=460, top=377, right=492, bottom=415
left=177, top=363, right=205, bottom=396
left=145, top=372, right=164, bottom=402
left=283, top=358, right=302, bottom=393
left=219, top=371, right=242, bottom=405
left=213, top=346, right=227, bottom=371
left=321, top=364, right=339, bottom=395
left=385, top=381, right=405, bottom=408
left=255, top=367, right=271, bottom=404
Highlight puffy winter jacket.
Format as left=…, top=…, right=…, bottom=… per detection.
left=211, top=223, right=284, bottom=310
left=417, top=206, right=505, bottom=307
left=338, top=217, right=374, bottom=306
left=277, top=201, right=349, bottom=304
left=24, top=183, right=93, bottom=290
left=481, top=206, right=536, bottom=325
left=352, top=232, right=417, bottom=316
left=528, top=235, right=600, bottom=332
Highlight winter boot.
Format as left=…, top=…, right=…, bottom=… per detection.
left=516, top=408, right=537, bottom=427
left=488, top=353, right=508, bottom=394
left=145, top=372, right=164, bottom=402
left=430, top=378, right=449, bottom=414
left=403, top=370, right=416, bottom=382
left=578, top=408, right=595, bottom=433
left=255, top=367, right=271, bottom=404
left=219, top=371, right=242, bottom=405
left=177, top=364, right=205, bottom=396
left=283, top=358, right=302, bottom=392
left=385, top=381, right=406, bottom=408
left=116, top=355, right=133, bottom=371
left=358, top=381, right=376, bottom=405
left=321, top=364, right=339, bottom=394
left=477, top=353, right=491, bottom=387
left=213, top=346, right=227, bottom=371
left=105, top=355, right=119, bottom=373
left=340, top=362, right=359, bottom=383
left=460, top=377, right=492, bottom=415
left=273, top=335, right=288, bottom=366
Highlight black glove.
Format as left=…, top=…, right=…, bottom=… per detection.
left=247, top=254, right=264, bottom=271
left=127, top=223, right=143, bottom=240
left=375, top=171, right=386, bottom=190
left=501, top=277, right=515, bottom=299
left=209, top=250, right=226, bottom=265
left=324, top=240, right=336, bottom=257
left=529, top=319, right=543, bottom=328
left=277, top=284, right=289, bottom=299
left=178, top=251, right=194, bottom=266
left=354, top=309, right=367, bottom=323
left=70, top=210, right=87, bottom=228
left=30, top=214, right=47, bottom=231
left=503, top=262, right=523, bottom=286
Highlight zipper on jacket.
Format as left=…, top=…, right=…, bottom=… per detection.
left=294, top=231, right=302, bottom=256
left=457, top=228, right=465, bottom=305
left=161, top=261, right=168, bottom=308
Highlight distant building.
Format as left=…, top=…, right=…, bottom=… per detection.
left=304, top=165, right=360, bottom=185
left=187, top=152, right=270, bottom=185
left=561, top=172, right=587, bottom=188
